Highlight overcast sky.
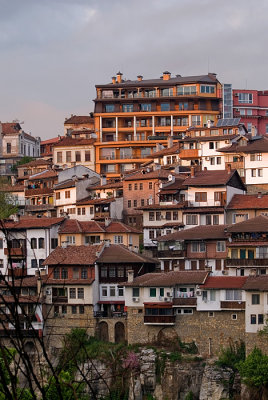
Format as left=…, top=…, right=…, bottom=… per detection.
left=0, top=0, right=267, bottom=140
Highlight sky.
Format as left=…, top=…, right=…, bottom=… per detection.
left=0, top=0, right=267, bottom=140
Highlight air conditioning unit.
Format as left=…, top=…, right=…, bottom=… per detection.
left=132, top=297, right=139, bottom=303
left=164, top=297, right=168, bottom=301
left=46, top=289, right=51, bottom=295
left=196, top=289, right=202, bottom=296
left=235, top=93, right=239, bottom=97
left=225, top=140, right=229, bottom=144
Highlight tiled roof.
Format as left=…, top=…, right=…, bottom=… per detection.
left=242, top=276, right=268, bottom=291
left=227, top=194, right=268, bottom=210
left=3, top=217, right=65, bottom=230
left=89, top=182, right=123, bottom=190
left=64, top=115, right=94, bottom=125
left=104, top=221, right=141, bottom=234
left=0, top=276, right=38, bottom=287
left=158, top=224, right=228, bottom=242
left=201, top=276, right=247, bottom=289
left=183, top=207, right=225, bottom=214
left=138, top=204, right=185, bottom=210
left=44, top=277, right=95, bottom=285
left=76, top=197, right=115, bottom=205
left=25, top=188, right=54, bottom=196
left=43, top=244, right=104, bottom=266
left=96, top=74, right=218, bottom=89
left=124, top=270, right=208, bottom=287
left=29, top=169, right=58, bottom=180
left=97, top=245, right=157, bottom=264
left=124, top=169, right=173, bottom=181
left=219, top=135, right=268, bottom=153
left=54, top=180, right=76, bottom=190
left=0, top=184, right=24, bottom=192
left=160, top=177, right=187, bottom=191
left=53, top=137, right=95, bottom=147
left=1, top=122, right=21, bottom=134
left=183, top=170, right=238, bottom=186
left=59, top=219, right=105, bottom=234
left=227, top=215, right=268, bottom=233
left=41, top=136, right=63, bottom=145
left=150, top=143, right=180, bottom=158
left=182, top=134, right=238, bottom=143
left=17, top=159, right=52, bottom=168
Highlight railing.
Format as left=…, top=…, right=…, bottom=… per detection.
left=220, top=301, right=245, bottom=310
left=226, top=259, right=268, bottom=266
left=173, top=298, right=197, bottom=306
left=144, top=315, right=176, bottom=324
left=4, top=248, right=26, bottom=257
left=25, top=204, right=55, bottom=211
left=52, top=296, right=68, bottom=303
left=157, top=250, right=185, bottom=258
left=8, top=268, right=27, bottom=278
left=94, top=311, right=127, bottom=318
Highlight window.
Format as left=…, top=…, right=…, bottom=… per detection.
left=61, top=268, right=68, bottom=279
left=251, top=314, right=256, bottom=324
left=191, top=242, right=206, bottom=252
left=122, top=104, right=133, bottom=112
left=54, top=305, right=59, bottom=315
left=69, top=288, right=76, bottom=299
left=77, top=208, right=81, bottom=215
left=56, top=192, right=60, bottom=200
left=150, top=288, right=156, bottom=297
left=0, top=239, right=3, bottom=249
left=77, top=305, right=84, bottom=314
left=149, top=212, right=155, bottom=221
left=149, top=182, right=153, bottom=189
left=101, top=267, right=107, bottom=278
left=177, top=85, right=196, bottom=95
left=208, top=312, right=214, bottom=317
left=252, top=294, right=260, bottom=305
left=114, top=235, right=123, bottom=244
left=118, top=286, right=124, bottom=297
left=192, top=115, right=201, bottom=126
left=102, top=286, right=107, bottom=296
left=186, top=214, right=197, bottom=225
left=232, top=314, right=237, bottom=320
left=134, top=183, right=138, bottom=190
left=210, top=157, right=215, bottom=165
left=209, top=142, right=214, bottom=149
left=226, top=290, right=242, bottom=301
left=78, top=288, right=84, bottom=299
left=57, top=152, right=62, bottom=163
left=141, top=199, right=145, bottom=207
left=258, top=314, right=264, bottom=324
left=132, top=287, right=140, bottom=297
left=258, top=169, right=263, bottom=177
left=62, top=305, right=67, bottom=314
left=109, top=267, right=116, bottom=278
left=173, top=211, right=178, bottom=220
left=133, top=200, right=137, bottom=207
left=238, top=93, right=253, bottom=104
left=75, top=152, right=81, bottom=162
left=160, top=288, right=164, bottom=297
left=128, top=184, right=132, bottom=191
left=206, top=215, right=211, bottom=225
left=0, top=259, right=3, bottom=268
left=149, top=230, right=154, bottom=239
left=216, top=157, right=221, bottom=165
left=81, top=268, right=88, bottom=279
left=118, top=267, right=124, bottom=278
left=127, top=200, right=131, bottom=208
left=210, top=291, right=216, bottom=301
left=166, top=212, right=171, bottom=221
left=53, top=268, right=60, bottom=279
left=51, top=238, right=58, bottom=249
left=31, top=259, right=37, bottom=268
left=200, top=85, right=215, bottom=94
left=38, top=238, right=44, bottom=249
left=217, top=241, right=226, bottom=252
left=156, top=212, right=161, bottom=221
left=73, top=268, right=79, bottom=279
left=247, top=123, right=252, bottom=133
left=72, top=306, right=77, bottom=314
left=66, top=236, right=75, bottom=245
left=65, top=191, right=70, bottom=199
left=105, top=104, right=115, bottom=112
left=66, top=151, right=71, bottom=162
left=140, top=183, right=143, bottom=190
left=85, top=151, right=91, bottom=162
left=160, top=103, right=170, bottom=111
left=6, top=143, right=11, bottom=153
left=31, top=238, right=37, bottom=249
left=140, top=103, right=152, bottom=112
left=110, top=286, right=116, bottom=297
left=251, top=169, right=256, bottom=177
left=195, top=192, right=207, bottom=202
left=213, top=215, right=219, bottom=225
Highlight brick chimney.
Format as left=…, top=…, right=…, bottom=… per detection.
left=137, top=75, right=143, bottom=81
left=116, top=71, right=123, bottom=83
left=167, top=136, right=173, bottom=148
left=128, top=270, right=134, bottom=283
left=163, top=71, right=171, bottom=81
left=191, top=166, right=195, bottom=178
left=227, top=164, right=232, bottom=174
left=111, top=76, right=116, bottom=84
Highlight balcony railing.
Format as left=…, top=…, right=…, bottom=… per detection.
left=144, top=315, right=176, bottom=324
left=220, top=301, right=245, bottom=310
left=157, top=250, right=185, bottom=258
left=94, top=311, right=127, bottom=318
left=52, top=296, right=68, bottom=303
left=173, top=298, right=197, bottom=306
left=4, top=248, right=26, bottom=257
left=25, top=204, right=55, bottom=212
left=226, top=259, right=268, bottom=266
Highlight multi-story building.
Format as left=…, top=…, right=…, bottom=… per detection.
left=233, top=89, right=268, bottom=135
left=93, top=71, right=222, bottom=179
left=0, top=122, right=41, bottom=175
left=64, top=114, right=95, bottom=136
left=226, top=193, right=268, bottom=224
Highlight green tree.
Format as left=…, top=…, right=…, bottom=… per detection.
left=0, top=190, right=18, bottom=219
left=44, top=371, right=85, bottom=400
left=11, top=156, right=35, bottom=173
left=238, top=347, right=268, bottom=388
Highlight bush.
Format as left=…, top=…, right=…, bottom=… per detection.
left=216, top=340, right=245, bottom=371
left=237, top=347, right=268, bottom=388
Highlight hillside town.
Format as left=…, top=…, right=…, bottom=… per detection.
left=1, top=72, right=268, bottom=364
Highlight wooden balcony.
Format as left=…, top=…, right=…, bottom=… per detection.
left=8, top=268, right=27, bottom=278
left=52, top=296, right=68, bottom=303
left=157, top=250, right=185, bottom=258
left=144, top=315, right=176, bottom=325
left=173, top=298, right=197, bottom=306
left=25, top=204, right=55, bottom=212
left=226, top=259, right=268, bottom=266
left=179, top=149, right=200, bottom=159
left=220, top=301, right=245, bottom=310
left=4, top=248, right=26, bottom=257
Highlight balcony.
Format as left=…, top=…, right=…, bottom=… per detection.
left=144, top=315, right=176, bottom=325
left=94, top=311, right=127, bottom=318
left=4, top=248, right=26, bottom=257
left=8, top=267, right=27, bottom=278
left=157, top=250, right=185, bottom=258
left=52, top=296, right=68, bottom=303
left=220, top=301, right=245, bottom=310
left=226, top=259, right=268, bottom=266
left=25, top=204, right=55, bottom=212
left=173, top=298, right=197, bottom=306
left=179, top=149, right=200, bottom=159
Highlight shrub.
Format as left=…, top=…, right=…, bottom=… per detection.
left=216, top=340, right=245, bottom=371
left=237, top=347, right=268, bottom=388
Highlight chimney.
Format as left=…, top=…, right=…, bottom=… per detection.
left=111, top=76, right=116, bottom=84
left=227, top=163, right=232, bottom=174
left=163, top=71, right=171, bottom=81
left=207, top=120, right=211, bottom=128
left=191, top=166, right=195, bottom=178
left=258, top=192, right=262, bottom=198
left=101, top=174, right=107, bottom=186
left=137, top=75, right=143, bottom=81
left=127, top=270, right=134, bottom=283
left=116, top=71, right=123, bottom=83
left=62, top=241, right=68, bottom=248
left=204, top=167, right=207, bottom=171
left=156, top=143, right=162, bottom=152
left=208, top=73, right=217, bottom=80
left=104, top=217, right=111, bottom=227
left=167, top=136, right=173, bottom=148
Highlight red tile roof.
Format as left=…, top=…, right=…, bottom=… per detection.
left=219, top=135, right=268, bottom=153
left=1, top=122, right=21, bottom=134
left=104, top=221, right=141, bottom=234
left=242, top=276, right=268, bottom=291
left=183, top=169, right=239, bottom=186
left=97, top=245, right=157, bottom=264
left=58, top=219, right=141, bottom=234
left=90, top=182, right=123, bottom=190
left=124, top=270, right=208, bottom=287
left=227, top=215, right=268, bottom=233
left=53, top=137, right=95, bottom=147
left=227, top=194, right=268, bottom=210
left=201, top=276, right=247, bottom=289
left=124, top=169, right=173, bottom=181
left=0, top=184, right=25, bottom=192
left=138, top=204, right=185, bottom=210
left=25, top=188, right=54, bottom=196
left=0, top=276, right=38, bottom=288
left=54, top=180, right=76, bottom=190
left=183, top=207, right=225, bottom=214
left=29, top=169, right=58, bottom=180
left=158, top=224, right=228, bottom=242
left=64, top=115, right=94, bottom=125
left=17, top=159, right=52, bottom=168
left=41, top=137, right=63, bottom=145
left=76, top=197, right=115, bottom=206
left=43, top=244, right=104, bottom=266
left=3, top=217, right=65, bottom=230
left=44, top=278, right=95, bottom=285
left=150, top=143, right=180, bottom=158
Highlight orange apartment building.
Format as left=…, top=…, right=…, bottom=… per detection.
left=93, top=71, right=222, bottom=179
